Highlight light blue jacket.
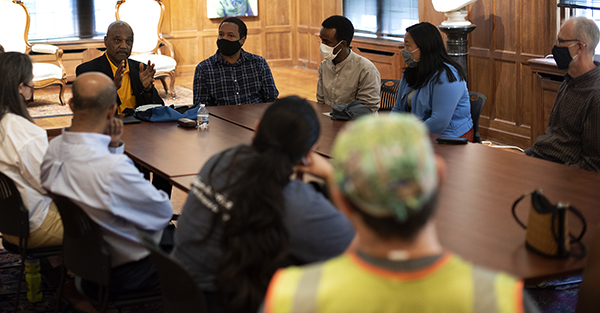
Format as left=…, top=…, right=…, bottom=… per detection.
left=391, top=64, right=473, bottom=137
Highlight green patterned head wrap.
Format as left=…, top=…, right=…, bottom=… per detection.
left=332, top=114, right=438, bottom=222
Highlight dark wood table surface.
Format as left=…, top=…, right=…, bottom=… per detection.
left=433, top=143, right=600, bottom=282
left=205, top=102, right=600, bottom=283
left=208, top=102, right=345, bottom=157
left=120, top=117, right=255, bottom=178
left=170, top=174, right=197, bottom=193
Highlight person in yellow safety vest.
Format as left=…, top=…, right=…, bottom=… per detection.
left=263, top=114, right=540, bottom=313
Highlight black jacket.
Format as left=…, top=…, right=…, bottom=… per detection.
left=76, top=54, right=165, bottom=108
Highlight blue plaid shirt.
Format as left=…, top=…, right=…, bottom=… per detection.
left=193, top=50, right=279, bottom=106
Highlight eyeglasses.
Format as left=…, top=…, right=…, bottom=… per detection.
left=23, top=82, right=34, bottom=90
left=556, top=38, right=580, bottom=46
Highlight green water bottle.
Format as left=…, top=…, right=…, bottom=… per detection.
left=25, top=258, right=42, bottom=302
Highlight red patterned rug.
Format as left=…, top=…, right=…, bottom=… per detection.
left=27, top=85, right=193, bottom=119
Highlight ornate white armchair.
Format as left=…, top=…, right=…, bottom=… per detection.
left=0, top=0, right=67, bottom=105
left=116, top=0, right=178, bottom=98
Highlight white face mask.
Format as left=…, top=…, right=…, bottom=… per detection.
left=320, top=41, right=342, bottom=61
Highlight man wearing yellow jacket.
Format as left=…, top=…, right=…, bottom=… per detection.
left=264, top=114, right=539, bottom=313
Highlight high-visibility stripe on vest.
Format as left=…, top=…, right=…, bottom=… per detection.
left=265, top=252, right=524, bottom=313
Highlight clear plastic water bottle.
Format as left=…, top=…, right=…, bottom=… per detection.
left=197, top=104, right=209, bottom=130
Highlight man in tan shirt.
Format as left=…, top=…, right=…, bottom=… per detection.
left=317, top=15, right=381, bottom=112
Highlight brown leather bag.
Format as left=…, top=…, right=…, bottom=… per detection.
left=512, top=190, right=587, bottom=258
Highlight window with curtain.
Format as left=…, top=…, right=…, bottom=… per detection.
left=23, top=0, right=116, bottom=42
left=559, top=0, right=600, bottom=54
left=343, top=0, right=419, bottom=39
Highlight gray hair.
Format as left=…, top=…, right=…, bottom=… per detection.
left=572, top=17, right=600, bottom=54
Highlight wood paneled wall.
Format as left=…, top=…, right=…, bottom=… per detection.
left=468, top=0, right=557, bottom=147
left=160, top=0, right=555, bottom=147
left=161, top=0, right=297, bottom=74
left=295, top=0, right=341, bottom=69
left=159, top=0, right=442, bottom=73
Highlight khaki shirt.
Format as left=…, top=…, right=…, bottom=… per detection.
left=317, top=50, right=381, bottom=112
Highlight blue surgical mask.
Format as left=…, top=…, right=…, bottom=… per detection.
left=402, top=48, right=420, bottom=68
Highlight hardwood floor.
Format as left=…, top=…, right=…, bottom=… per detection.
left=32, top=66, right=319, bottom=214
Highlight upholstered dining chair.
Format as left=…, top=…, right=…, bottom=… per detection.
left=0, top=0, right=68, bottom=105
left=116, top=0, right=178, bottom=98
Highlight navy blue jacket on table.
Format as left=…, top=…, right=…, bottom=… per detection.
left=76, top=55, right=164, bottom=109
left=391, top=64, right=472, bottom=137
left=193, top=49, right=279, bottom=106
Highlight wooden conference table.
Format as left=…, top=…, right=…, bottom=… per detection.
left=120, top=115, right=255, bottom=178
left=124, top=102, right=600, bottom=284
left=209, top=102, right=345, bottom=157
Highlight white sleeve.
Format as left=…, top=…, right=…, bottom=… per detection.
left=17, top=132, right=49, bottom=196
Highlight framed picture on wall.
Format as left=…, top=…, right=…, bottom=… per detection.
left=207, top=0, right=258, bottom=19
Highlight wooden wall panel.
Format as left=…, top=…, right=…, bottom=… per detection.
left=241, top=17, right=261, bottom=30
left=520, top=63, right=533, bottom=126
left=295, top=0, right=341, bottom=69
left=265, top=32, right=292, bottom=60
left=160, top=0, right=298, bottom=75
left=469, top=56, right=494, bottom=121
left=298, top=2, right=309, bottom=26
left=494, top=0, right=518, bottom=52
left=310, top=1, right=323, bottom=28
left=266, top=0, right=290, bottom=26
left=170, top=37, right=199, bottom=73
left=467, top=0, right=556, bottom=148
left=203, top=36, right=218, bottom=60
left=309, top=33, right=321, bottom=68
left=522, top=1, right=555, bottom=55
left=155, top=0, right=555, bottom=148
left=469, top=1, right=493, bottom=51
left=323, top=0, right=338, bottom=18
left=297, top=32, right=310, bottom=66
left=244, top=33, right=262, bottom=55
left=161, top=0, right=171, bottom=33
left=494, top=60, right=518, bottom=122
left=163, top=0, right=197, bottom=32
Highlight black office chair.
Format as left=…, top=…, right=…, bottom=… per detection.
left=139, top=234, right=207, bottom=313
left=51, top=193, right=161, bottom=313
left=379, top=79, right=401, bottom=111
left=469, top=91, right=487, bottom=143
left=0, top=171, right=62, bottom=312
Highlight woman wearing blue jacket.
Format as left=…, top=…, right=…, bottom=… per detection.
left=392, top=22, right=473, bottom=140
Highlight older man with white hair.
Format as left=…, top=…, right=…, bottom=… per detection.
left=525, top=17, right=600, bottom=173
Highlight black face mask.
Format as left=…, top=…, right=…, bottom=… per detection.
left=217, top=38, right=242, bottom=57
left=552, top=45, right=574, bottom=70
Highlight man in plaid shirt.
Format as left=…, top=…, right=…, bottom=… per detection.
left=193, top=17, right=278, bottom=106
left=525, top=17, right=600, bottom=173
